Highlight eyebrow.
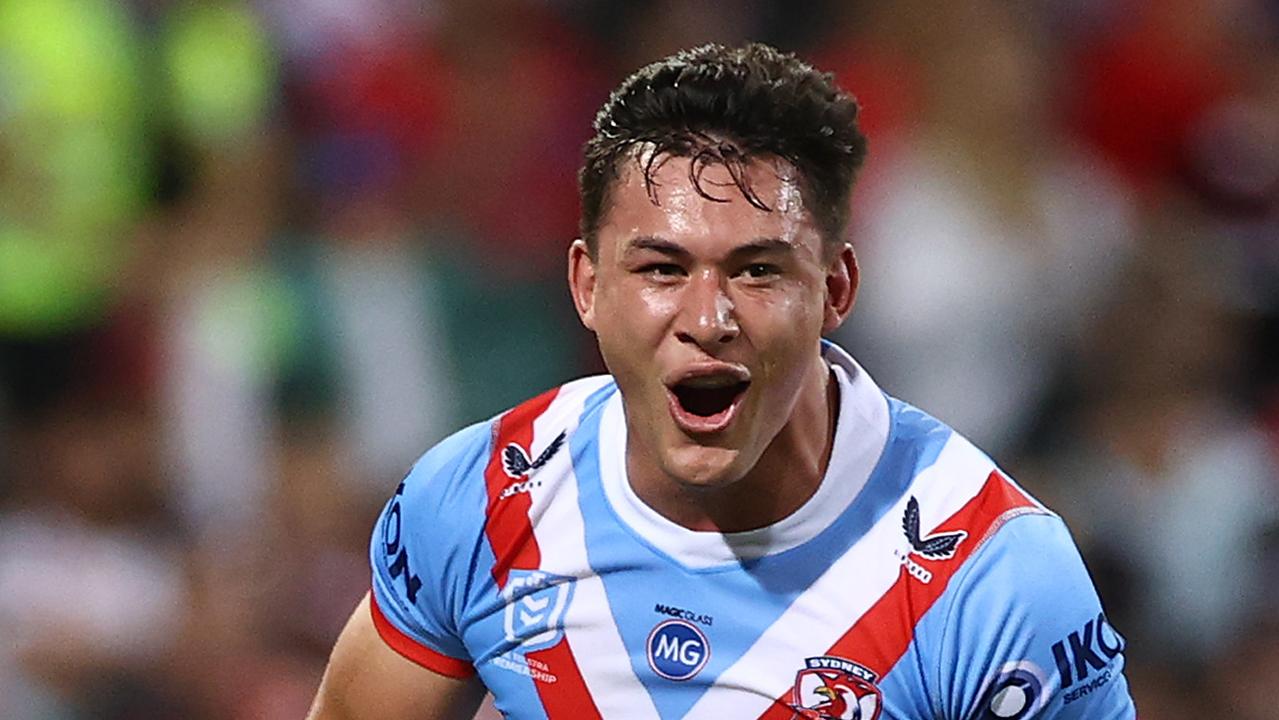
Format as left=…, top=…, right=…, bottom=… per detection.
left=729, top=237, right=797, bottom=257
left=622, top=236, right=797, bottom=260
left=623, top=236, right=689, bottom=257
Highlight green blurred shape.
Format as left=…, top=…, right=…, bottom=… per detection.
left=162, top=0, right=275, bottom=146
left=0, top=0, right=148, bottom=334
left=191, top=264, right=303, bottom=384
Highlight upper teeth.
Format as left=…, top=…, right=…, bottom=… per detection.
left=681, top=376, right=742, bottom=389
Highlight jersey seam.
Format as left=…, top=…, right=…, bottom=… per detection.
left=458, top=417, right=498, bottom=640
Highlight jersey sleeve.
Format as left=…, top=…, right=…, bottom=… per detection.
left=931, top=513, right=1137, bottom=719
left=368, top=420, right=493, bottom=679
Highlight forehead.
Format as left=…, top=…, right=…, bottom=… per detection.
left=597, top=151, right=821, bottom=255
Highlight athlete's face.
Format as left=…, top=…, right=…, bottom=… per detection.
left=569, top=152, right=857, bottom=489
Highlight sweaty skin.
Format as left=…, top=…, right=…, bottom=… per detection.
left=568, top=152, right=857, bottom=533
left=712, top=293, right=736, bottom=334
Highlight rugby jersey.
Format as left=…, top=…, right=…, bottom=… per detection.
left=369, top=342, right=1136, bottom=719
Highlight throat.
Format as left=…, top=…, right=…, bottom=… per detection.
left=632, top=392, right=838, bottom=533
left=632, top=454, right=830, bottom=533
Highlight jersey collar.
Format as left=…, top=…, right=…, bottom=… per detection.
left=598, top=341, right=891, bottom=569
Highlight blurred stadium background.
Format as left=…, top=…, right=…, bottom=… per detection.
left=1, top=0, right=1277, bottom=717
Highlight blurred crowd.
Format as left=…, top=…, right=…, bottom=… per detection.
left=0, top=0, right=1276, bottom=718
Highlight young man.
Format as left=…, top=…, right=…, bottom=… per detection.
left=309, top=44, right=1136, bottom=720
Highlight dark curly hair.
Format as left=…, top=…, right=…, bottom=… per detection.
left=579, top=43, right=868, bottom=255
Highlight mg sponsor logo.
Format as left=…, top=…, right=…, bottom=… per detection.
left=502, top=570, right=575, bottom=650
left=647, top=619, right=710, bottom=681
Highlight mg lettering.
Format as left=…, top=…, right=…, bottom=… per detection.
left=647, top=619, right=710, bottom=681
left=655, top=633, right=704, bottom=666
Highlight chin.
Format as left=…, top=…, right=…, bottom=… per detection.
left=661, top=443, right=749, bottom=490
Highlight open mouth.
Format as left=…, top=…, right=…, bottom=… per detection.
left=671, top=380, right=750, bottom=417
left=665, top=371, right=751, bottom=434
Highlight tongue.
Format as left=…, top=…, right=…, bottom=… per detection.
left=677, top=385, right=741, bottom=417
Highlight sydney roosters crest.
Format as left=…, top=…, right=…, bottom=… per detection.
left=790, top=656, right=883, bottom=720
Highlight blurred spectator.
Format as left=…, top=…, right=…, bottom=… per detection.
left=1068, top=0, right=1251, bottom=196
left=1209, top=619, right=1279, bottom=720
left=0, top=0, right=149, bottom=336
left=410, top=0, right=608, bottom=275
left=1044, top=215, right=1279, bottom=666
left=0, top=0, right=150, bottom=450
left=606, top=0, right=771, bottom=70
left=810, top=2, right=927, bottom=157
left=152, top=0, right=289, bottom=540
left=835, top=0, right=1134, bottom=457
left=0, top=387, right=188, bottom=718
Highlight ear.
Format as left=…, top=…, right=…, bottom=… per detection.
left=568, top=239, right=599, bottom=331
left=822, top=242, right=858, bottom=334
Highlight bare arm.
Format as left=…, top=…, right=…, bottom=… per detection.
left=308, top=593, right=487, bottom=720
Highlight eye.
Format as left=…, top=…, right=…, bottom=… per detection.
left=740, top=263, right=781, bottom=280
left=639, top=263, right=685, bottom=279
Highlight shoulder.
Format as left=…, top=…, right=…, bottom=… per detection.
left=878, top=397, right=1090, bottom=602
left=947, top=510, right=1089, bottom=612
left=885, top=398, right=1055, bottom=534
left=930, top=511, right=1134, bottom=719
left=879, top=415, right=1136, bottom=717
left=369, top=375, right=618, bottom=640
left=897, top=426, right=1134, bottom=718
left=893, top=409, right=1070, bottom=604
left=877, top=400, right=1102, bottom=638
left=387, top=375, right=618, bottom=551
left=397, top=376, right=617, bottom=499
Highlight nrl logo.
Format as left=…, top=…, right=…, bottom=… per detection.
left=502, top=570, right=575, bottom=651
left=502, top=431, right=567, bottom=478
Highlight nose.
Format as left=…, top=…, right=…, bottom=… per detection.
left=675, top=270, right=739, bottom=348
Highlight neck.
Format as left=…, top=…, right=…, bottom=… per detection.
left=630, top=353, right=840, bottom=533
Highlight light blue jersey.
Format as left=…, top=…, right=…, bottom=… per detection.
left=369, top=343, right=1136, bottom=719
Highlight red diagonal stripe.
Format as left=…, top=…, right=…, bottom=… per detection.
left=479, top=386, right=605, bottom=715
left=367, top=387, right=561, bottom=681
left=483, top=387, right=559, bottom=587
left=757, top=471, right=1042, bottom=719
left=362, top=388, right=564, bottom=682
left=528, top=638, right=605, bottom=720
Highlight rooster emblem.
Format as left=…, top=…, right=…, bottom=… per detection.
left=790, top=662, right=882, bottom=720
left=502, top=431, right=566, bottom=478
left=902, top=496, right=967, bottom=560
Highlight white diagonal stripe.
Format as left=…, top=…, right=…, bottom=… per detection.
left=525, top=379, right=662, bottom=720
left=682, top=433, right=997, bottom=719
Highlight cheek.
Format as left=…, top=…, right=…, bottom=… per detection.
left=739, top=288, right=824, bottom=381
left=600, top=280, right=680, bottom=336
left=594, top=282, right=677, bottom=367
left=638, top=285, right=681, bottom=322
left=743, top=286, right=823, bottom=339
